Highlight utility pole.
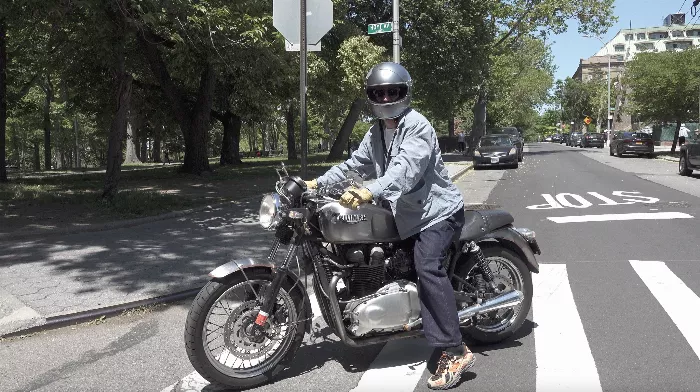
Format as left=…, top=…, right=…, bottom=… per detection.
left=299, top=0, right=308, bottom=178
left=393, top=0, right=400, bottom=63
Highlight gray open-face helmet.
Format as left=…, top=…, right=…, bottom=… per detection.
left=365, top=62, right=412, bottom=119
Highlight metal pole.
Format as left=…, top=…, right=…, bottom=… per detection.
left=393, top=0, right=400, bottom=63
left=607, top=48, right=611, bottom=132
left=300, top=0, right=308, bottom=178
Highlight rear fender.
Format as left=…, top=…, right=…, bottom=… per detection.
left=208, top=258, right=312, bottom=333
left=477, top=226, right=540, bottom=273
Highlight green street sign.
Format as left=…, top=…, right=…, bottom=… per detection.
left=368, top=22, right=393, bottom=35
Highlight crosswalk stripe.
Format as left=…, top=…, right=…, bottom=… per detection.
left=630, top=260, right=700, bottom=361
left=533, top=264, right=602, bottom=392
left=349, top=338, right=431, bottom=392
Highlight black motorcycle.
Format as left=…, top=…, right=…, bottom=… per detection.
left=184, top=163, right=540, bottom=389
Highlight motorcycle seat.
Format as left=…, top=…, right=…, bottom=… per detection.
left=460, top=209, right=514, bottom=241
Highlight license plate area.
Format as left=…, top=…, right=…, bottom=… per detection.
left=491, top=157, right=499, bottom=163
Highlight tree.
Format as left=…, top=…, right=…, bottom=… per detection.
left=624, top=49, right=700, bottom=152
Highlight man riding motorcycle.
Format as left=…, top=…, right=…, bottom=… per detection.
left=305, top=62, right=475, bottom=390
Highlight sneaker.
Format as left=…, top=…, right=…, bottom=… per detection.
left=427, top=345, right=476, bottom=390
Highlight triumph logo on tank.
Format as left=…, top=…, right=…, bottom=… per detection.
left=335, top=214, right=367, bottom=224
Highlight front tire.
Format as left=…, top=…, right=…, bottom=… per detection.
left=185, top=269, right=307, bottom=390
left=456, top=246, right=533, bottom=344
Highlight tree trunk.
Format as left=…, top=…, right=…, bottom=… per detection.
left=139, top=133, right=148, bottom=162
left=73, top=117, right=80, bottom=168
left=33, top=141, right=40, bottom=171
left=0, top=19, right=6, bottom=182
left=153, top=128, right=162, bottom=163
left=138, top=29, right=214, bottom=175
left=43, top=77, right=53, bottom=171
left=124, top=121, right=141, bottom=163
left=448, top=116, right=455, bottom=137
left=286, top=103, right=297, bottom=160
left=470, top=88, right=487, bottom=154
left=219, top=111, right=242, bottom=165
left=102, top=46, right=133, bottom=200
left=671, top=119, right=681, bottom=153
left=327, top=98, right=363, bottom=161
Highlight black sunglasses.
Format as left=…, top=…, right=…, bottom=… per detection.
left=371, top=87, right=400, bottom=99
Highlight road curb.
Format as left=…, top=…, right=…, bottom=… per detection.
left=0, top=288, right=202, bottom=339
left=449, top=162, right=474, bottom=181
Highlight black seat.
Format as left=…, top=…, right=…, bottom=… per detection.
left=460, top=209, right=514, bottom=241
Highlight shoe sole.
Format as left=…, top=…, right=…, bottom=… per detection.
left=427, top=355, right=476, bottom=390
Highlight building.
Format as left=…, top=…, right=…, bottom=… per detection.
left=573, top=13, right=700, bottom=131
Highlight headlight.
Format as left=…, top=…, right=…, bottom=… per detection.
left=514, top=227, right=536, bottom=242
left=474, top=150, right=481, bottom=157
left=509, top=147, right=517, bottom=155
left=259, top=193, right=282, bottom=230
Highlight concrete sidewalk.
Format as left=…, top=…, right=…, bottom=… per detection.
left=0, top=159, right=473, bottom=337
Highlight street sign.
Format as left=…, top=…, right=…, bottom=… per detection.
left=273, top=0, right=333, bottom=45
left=368, top=22, right=393, bottom=34
left=285, top=40, right=322, bottom=51
left=584, top=116, right=592, bottom=125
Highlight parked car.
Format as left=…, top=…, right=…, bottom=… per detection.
left=581, top=132, right=605, bottom=148
left=609, top=131, right=654, bottom=158
left=551, top=134, right=562, bottom=143
left=569, top=132, right=583, bottom=147
left=473, top=135, right=520, bottom=169
left=679, top=131, right=700, bottom=176
left=544, top=136, right=552, bottom=142
left=561, top=132, right=570, bottom=144
left=488, top=127, right=524, bottom=162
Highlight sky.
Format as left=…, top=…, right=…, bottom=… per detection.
left=549, top=0, right=700, bottom=82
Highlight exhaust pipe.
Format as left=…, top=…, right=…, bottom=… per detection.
left=458, top=290, right=524, bottom=322
left=404, top=290, right=524, bottom=331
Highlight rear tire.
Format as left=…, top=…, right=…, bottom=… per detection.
left=679, top=154, right=692, bottom=176
left=457, top=246, right=533, bottom=344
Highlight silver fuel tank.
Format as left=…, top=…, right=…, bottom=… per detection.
left=318, top=202, right=400, bottom=244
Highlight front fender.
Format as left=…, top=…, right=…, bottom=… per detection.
left=208, top=258, right=312, bottom=334
left=480, top=226, right=540, bottom=273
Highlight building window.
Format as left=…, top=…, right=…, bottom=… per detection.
left=649, top=32, right=669, bottom=39
left=625, top=34, right=634, bottom=40
left=672, top=30, right=684, bottom=37
left=614, top=44, right=625, bottom=52
left=637, top=33, right=646, bottom=40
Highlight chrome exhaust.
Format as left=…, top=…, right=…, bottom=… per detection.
left=458, top=290, right=524, bottom=323
left=404, top=290, right=524, bottom=331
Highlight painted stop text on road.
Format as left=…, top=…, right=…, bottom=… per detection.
left=527, top=191, right=659, bottom=210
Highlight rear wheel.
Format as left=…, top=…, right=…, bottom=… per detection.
left=609, top=146, right=614, bottom=156
left=456, top=246, right=533, bottom=344
left=679, top=154, right=692, bottom=176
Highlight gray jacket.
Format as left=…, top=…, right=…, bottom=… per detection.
left=316, top=109, right=464, bottom=239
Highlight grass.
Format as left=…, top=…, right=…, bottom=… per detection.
left=0, top=153, right=343, bottom=225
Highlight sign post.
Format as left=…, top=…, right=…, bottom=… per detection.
left=273, top=0, right=333, bottom=178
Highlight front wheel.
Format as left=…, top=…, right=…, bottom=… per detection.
left=456, top=246, right=533, bottom=344
left=680, top=154, right=692, bottom=176
left=184, top=269, right=307, bottom=390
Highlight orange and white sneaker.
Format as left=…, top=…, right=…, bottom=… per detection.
left=427, top=344, right=476, bottom=390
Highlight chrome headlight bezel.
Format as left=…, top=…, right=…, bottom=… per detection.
left=259, top=193, right=283, bottom=230
left=508, top=147, right=517, bottom=155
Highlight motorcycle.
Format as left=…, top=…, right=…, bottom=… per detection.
left=184, top=163, right=541, bottom=389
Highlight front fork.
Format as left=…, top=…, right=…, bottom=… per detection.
left=252, top=238, right=299, bottom=330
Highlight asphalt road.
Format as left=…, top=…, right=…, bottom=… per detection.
left=2, top=142, right=700, bottom=392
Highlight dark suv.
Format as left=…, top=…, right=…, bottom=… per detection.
left=581, top=132, right=604, bottom=148
left=609, top=131, right=654, bottom=158
left=569, top=132, right=583, bottom=147
left=488, top=127, right=524, bottom=162
left=679, top=131, right=700, bottom=176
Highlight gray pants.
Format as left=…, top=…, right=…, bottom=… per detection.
left=413, top=208, right=465, bottom=347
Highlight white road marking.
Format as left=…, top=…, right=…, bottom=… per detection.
left=349, top=337, right=432, bottom=392
left=533, top=264, right=602, bottom=392
left=547, top=211, right=693, bottom=223
left=630, top=260, right=700, bottom=361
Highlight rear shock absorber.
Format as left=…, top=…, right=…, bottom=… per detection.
left=468, top=241, right=498, bottom=291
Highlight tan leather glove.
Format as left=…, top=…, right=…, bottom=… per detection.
left=304, top=179, right=318, bottom=189
left=339, top=187, right=373, bottom=209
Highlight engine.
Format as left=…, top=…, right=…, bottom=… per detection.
left=336, top=240, right=420, bottom=336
